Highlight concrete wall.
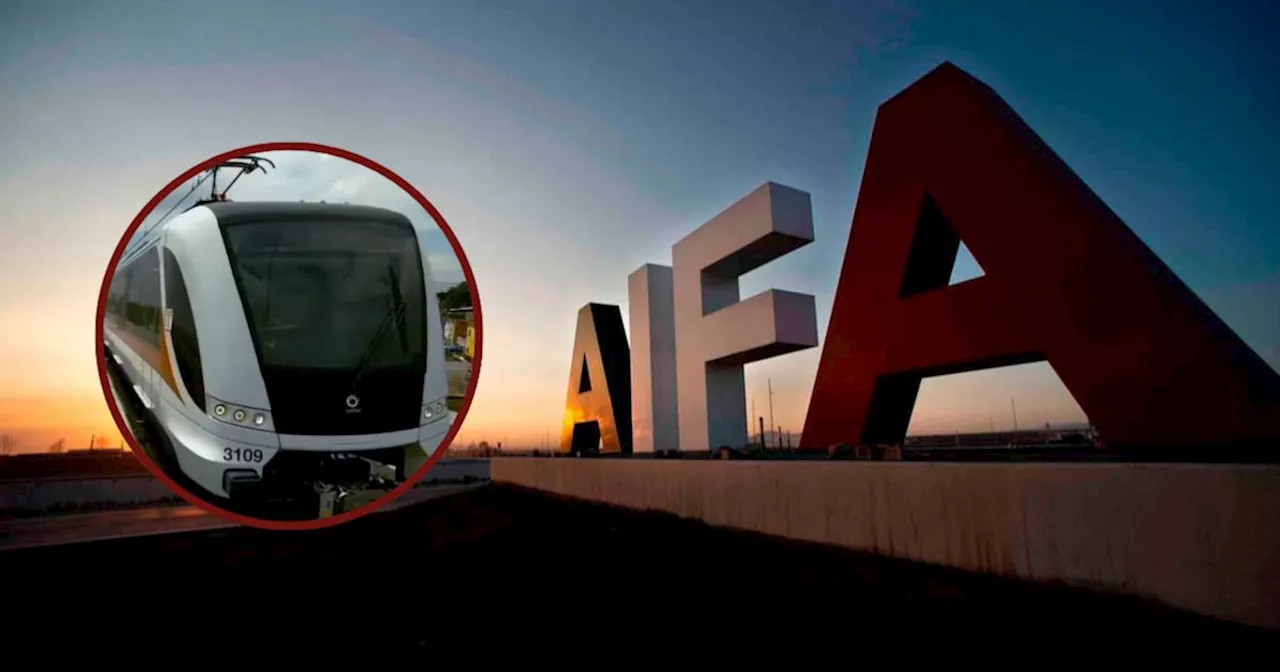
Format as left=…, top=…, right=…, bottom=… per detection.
left=490, top=458, right=1280, bottom=629
left=419, top=458, right=490, bottom=484
left=0, top=458, right=492, bottom=516
left=0, top=475, right=178, bottom=514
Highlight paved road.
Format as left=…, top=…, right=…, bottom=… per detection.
left=0, top=482, right=485, bottom=552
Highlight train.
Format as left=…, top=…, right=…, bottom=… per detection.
left=103, top=200, right=455, bottom=516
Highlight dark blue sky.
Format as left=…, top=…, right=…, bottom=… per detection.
left=365, top=0, right=1280, bottom=367
left=5, top=0, right=1275, bottom=291
left=379, top=0, right=1280, bottom=283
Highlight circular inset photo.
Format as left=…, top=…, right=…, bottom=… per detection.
left=96, top=143, right=481, bottom=528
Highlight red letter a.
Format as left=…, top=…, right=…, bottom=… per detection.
left=801, top=62, right=1280, bottom=453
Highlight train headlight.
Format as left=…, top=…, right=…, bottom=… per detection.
left=422, top=398, right=447, bottom=423
left=208, top=395, right=271, bottom=431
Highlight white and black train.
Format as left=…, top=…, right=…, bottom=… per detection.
left=103, top=200, right=454, bottom=516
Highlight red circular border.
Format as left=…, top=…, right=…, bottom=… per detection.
left=94, top=142, right=484, bottom=531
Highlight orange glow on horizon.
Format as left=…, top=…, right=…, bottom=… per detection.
left=0, top=342, right=1090, bottom=455
left=0, top=255, right=1087, bottom=456
left=0, top=395, right=127, bottom=454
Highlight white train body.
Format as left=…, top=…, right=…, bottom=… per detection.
left=104, top=201, right=452, bottom=505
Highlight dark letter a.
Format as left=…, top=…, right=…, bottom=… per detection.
left=560, top=303, right=633, bottom=455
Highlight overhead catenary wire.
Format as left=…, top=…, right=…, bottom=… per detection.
left=119, top=155, right=276, bottom=267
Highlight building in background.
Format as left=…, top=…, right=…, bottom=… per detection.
left=443, top=307, right=475, bottom=361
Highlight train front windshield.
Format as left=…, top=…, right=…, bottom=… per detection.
left=222, top=217, right=428, bottom=436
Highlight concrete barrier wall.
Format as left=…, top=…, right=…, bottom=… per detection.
left=0, top=475, right=178, bottom=514
left=0, top=458, right=492, bottom=515
left=490, top=458, right=1280, bottom=629
left=419, top=458, right=491, bottom=483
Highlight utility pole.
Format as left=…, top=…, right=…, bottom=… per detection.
left=767, top=379, right=775, bottom=452
left=751, top=397, right=756, bottom=445
left=1011, top=398, right=1019, bottom=445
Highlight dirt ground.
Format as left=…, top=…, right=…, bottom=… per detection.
left=1, top=483, right=1272, bottom=661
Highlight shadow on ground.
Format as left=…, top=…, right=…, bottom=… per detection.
left=1, top=483, right=1273, bottom=660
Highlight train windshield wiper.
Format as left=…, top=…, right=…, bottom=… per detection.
left=348, top=260, right=409, bottom=396
left=348, top=299, right=406, bottom=395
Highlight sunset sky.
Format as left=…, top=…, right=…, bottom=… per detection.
left=1, top=0, right=1277, bottom=453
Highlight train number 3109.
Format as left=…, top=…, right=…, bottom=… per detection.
left=223, top=447, right=265, bottom=463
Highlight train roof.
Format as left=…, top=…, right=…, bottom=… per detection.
left=117, top=201, right=417, bottom=269
left=198, top=201, right=412, bottom=227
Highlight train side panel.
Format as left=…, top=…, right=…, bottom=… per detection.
left=105, top=244, right=162, bottom=415
left=417, top=241, right=453, bottom=457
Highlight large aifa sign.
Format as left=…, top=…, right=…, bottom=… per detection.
left=560, top=62, right=1280, bottom=456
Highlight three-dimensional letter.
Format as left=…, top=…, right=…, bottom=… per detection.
left=801, top=62, right=1280, bottom=451
left=560, top=303, right=633, bottom=455
left=628, top=264, right=679, bottom=453
left=673, top=182, right=819, bottom=452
